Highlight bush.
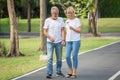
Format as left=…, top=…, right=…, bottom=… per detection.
left=99, top=0, right=120, bottom=17
left=0, top=42, right=8, bottom=57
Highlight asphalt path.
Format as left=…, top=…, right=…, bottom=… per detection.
left=0, top=32, right=120, bottom=38
left=12, top=41, right=120, bottom=80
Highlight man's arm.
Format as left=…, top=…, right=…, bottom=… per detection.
left=44, top=28, right=55, bottom=42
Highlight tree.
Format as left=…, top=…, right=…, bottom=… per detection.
left=27, top=0, right=31, bottom=32
left=27, top=0, right=39, bottom=32
left=7, top=0, right=24, bottom=57
left=88, top=0, right=99, bottom=36
left=50, top=0, right=100, bottom=36
left=39, top=0, right=46, bottom=51
left=50, top=0, right=88, bottom=18
left=93, top=0, right=99, bottom=36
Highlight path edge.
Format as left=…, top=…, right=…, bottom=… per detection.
left=11, top=40, right=120, bottom=80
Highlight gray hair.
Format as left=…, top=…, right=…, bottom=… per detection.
left=51, top=6, right=59, bottom=13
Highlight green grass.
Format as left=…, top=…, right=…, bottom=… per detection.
left=0, top=37, right=120, bottom=80
left=81, top=18, right=120, bottom=33
left=0, top=18, right=120, bottom=33
left=0, top=18, right=40, bottom=32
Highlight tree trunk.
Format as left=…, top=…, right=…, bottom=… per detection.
left=39, top=0, right=45, bottom=51
left=93, top=0, right=99, bottom=36
left=27, top=0, right=31, bottom=32
left=88, top=0, right=100, bottom=36
left=88, top=12, right=94, bottom=34
left=92, top=12, right=97, bottom=36
left=88, top=20, right=92, bottom=33
left=7, top=0, right=24, bottom=57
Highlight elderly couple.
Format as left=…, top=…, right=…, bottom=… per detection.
left=43, top=6, right=81, bottom=79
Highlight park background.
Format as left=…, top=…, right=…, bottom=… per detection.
left=0, top=0, right=120, bottom=80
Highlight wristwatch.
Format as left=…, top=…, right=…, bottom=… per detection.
left=62, top=40, right=65, bottom=41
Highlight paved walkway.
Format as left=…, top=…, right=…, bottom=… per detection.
left=0, top=32, right=120, bottom=38
left=12, top=41, right=120, bottom=80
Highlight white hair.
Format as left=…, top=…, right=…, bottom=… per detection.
left=51, top=6, right=59, bottom=13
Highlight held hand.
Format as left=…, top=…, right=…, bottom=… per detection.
left=61, top=40, right=66, bottom=46
left=70, top=26, right=74, bottom=30
left=49, top=37, right=55, bottom=42
left=67, top=22, right=74, bottom=30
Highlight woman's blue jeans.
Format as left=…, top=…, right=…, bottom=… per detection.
left=66, top=40, right=81, bottom=69
left=46, top=42, right=62, bottom=75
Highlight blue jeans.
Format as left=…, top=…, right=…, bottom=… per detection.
left=66, top=40, right=80, bottom=69
left=46, top=42, right=62, bottom=75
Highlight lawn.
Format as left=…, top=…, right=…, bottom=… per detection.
left=81, top=18, right=120, bottom=33
left=0, top=18, right=120, bottom=33
left=0, top=18, right=40, bottom=32
left=0, top=37, right=120, bottom=80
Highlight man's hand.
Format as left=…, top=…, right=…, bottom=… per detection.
left=49, top=37, right=55, bottom=42
left=44, top=29, right=55, bottom=42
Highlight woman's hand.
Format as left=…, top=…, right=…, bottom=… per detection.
left=62, top=40, right=66, bottom=46
left=70, top=26, right=74, bottom=30
left=69, top=26, right=81, bottom=33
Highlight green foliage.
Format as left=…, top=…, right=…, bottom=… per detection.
left=0, top=0, right=40, bottom=18
left=0, top=42, right=8, bottom=57
left=0, top=0, right=7, bottom=18
left=98, top=0, right=120, bottom=17
left=49, top=0, right=94, bottom=18
left=1, top=0, right=119, bottom=18
left=50, top=0, right=120, bottom=18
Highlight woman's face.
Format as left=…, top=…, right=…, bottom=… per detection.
left=66, top=11, right=74, bottom=19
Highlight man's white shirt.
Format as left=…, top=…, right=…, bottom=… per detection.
left=43, top=17, right=64, bottom=43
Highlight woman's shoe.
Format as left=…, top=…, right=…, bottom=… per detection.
left=65, top=74, right=72, bottom=78
left=71, top=75, right=77, bottom=78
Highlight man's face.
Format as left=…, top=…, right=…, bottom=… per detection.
left=51, top=10, right=59, bottom=19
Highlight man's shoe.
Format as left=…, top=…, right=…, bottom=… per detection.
left=56, top=73, right=65, bottom=77
left=46, top=74, right=52, bottom=79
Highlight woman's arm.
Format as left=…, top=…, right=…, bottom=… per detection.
left=70, top=26, right=81, bottom=33
left=61, top=27, right=66, bottom=46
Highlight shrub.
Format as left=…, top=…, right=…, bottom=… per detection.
left=0, top=42, right=8, bottom=57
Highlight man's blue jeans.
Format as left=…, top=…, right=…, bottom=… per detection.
left=46, top=42, right=62, bottom=75
left=66, top=40, right=80, bottom=69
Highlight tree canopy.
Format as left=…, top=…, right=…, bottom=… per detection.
left=0, top=0, right=120, bottom=18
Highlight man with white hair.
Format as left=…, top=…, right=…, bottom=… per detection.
left=43, top=6, right=65, bottom=79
